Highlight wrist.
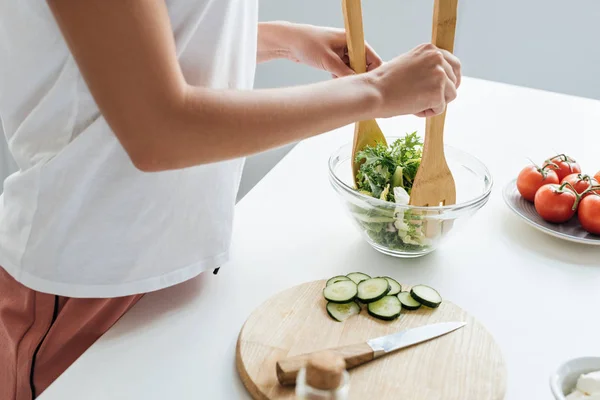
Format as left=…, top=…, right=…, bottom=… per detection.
left=257, top=21, right=296, bottom=62
left=353, top=72, right=384, bottom=119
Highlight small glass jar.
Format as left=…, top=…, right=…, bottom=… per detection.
left=295, top=351, right=350, bottom=400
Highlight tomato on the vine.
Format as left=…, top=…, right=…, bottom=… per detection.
left=595, top=171, right=600, bottom=183
left=545, top=154, right=581, bottom=181
left=534, top=184, right=579, bottom=223
left=517, top=164, right=560, bottom=202
left=561, top=173, right=599, bottom=195
left=578, top=193, right=600, bottom=235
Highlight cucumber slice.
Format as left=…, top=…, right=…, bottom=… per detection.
left=367, top=296, right=402, bottom=321
left=382, top=277, right=402, bottom=296
left=323, top=280, right=358, bottom=303
left=410, top=285, right=443, bottom=308
left=357, top=278, right=390, bottom=303
left=346, top=272, right=371, bottom=285
left=326, top=301, right=361, bottom=322
left=397, top=291, right=421, bottom=310
left=326, top=275, right=351, bottom=286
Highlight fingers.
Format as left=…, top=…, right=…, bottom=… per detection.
left=415, top=76, right=456, bottom=118
left=440, top=58, right=457, bottom=87
left=430, top=103, right=446, bottom=116
left=444, top=76, right=457, bottom=103
left=339, top=43, right=382, bottom=73
left=365, top=42, right=383, bottom=71
left=417, top=47, right=458, bottom=118
left=326, top=50, right=355, bottom=77
left=439, top=49, right=461, bottom=88
left=415, top=109, right=436, bottom=118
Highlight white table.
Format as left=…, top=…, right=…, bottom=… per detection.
left=40, top=78, right=600, bottom=400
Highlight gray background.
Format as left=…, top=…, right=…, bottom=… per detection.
left=2, top=0, right=599, bottom=197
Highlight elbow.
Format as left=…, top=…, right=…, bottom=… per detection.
left=126, top=143, right=174, bottom=173
left=116, top=130, right=176, bottom=173
left=130, top=154, right=166, bottom=173
left=101, top=87, right=193, bottom=172
left=106, top=91, right=215, bottom=171
left=110, top=114, right=181, bottom=173
left=122, top=131, right=206, bottom=172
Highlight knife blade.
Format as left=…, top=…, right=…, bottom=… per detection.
left=367, top=321, right=466, bottom=358
left=276, top=321, right=466, bottom=386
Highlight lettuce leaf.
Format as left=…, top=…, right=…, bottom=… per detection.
left=355, top=132, right=423, bottom=202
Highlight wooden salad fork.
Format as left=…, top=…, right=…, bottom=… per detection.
left=409, top=0, right=458, bottom=208
left=342, top=0, right=387, bottom=187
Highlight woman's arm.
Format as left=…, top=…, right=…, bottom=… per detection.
left=48, top=0, right=460, bottom=172
left=257, top=21, right=382, bottom=79
left=257, top=22, right=293, bottom=63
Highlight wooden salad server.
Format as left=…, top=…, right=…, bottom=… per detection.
left=409, top=0, right=458, bottom=207
left=342, top=0, right=387, bottom=186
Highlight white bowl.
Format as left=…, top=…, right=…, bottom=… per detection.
left=550, top=357, right=600, bottom=399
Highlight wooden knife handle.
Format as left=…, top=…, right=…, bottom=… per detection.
left=276, top=342, right=374, bottom=386
left=342, top=0, right=367, bottom=74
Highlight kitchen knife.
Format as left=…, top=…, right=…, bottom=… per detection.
left=276, top=321, right=466, bottom=386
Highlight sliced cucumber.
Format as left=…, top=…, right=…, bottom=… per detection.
left=410, top=285, right=443, bottom=308
left=326, top=275, right=351, bottom=286
left=346, top=272, right=371, bottom=285
left=357, top=278, right=390, bottom=303
left=397, top=291, right=421, bottom=310
left=326, top=301, right=361, bottom=322
left=382, top=277, right=402, bottom=296
left=367, top=296, right=402, bottom=321
left=323, top=280, right=358, bottom=303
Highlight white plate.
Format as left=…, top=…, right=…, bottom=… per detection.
left=502, top=179, right=600, bottom=245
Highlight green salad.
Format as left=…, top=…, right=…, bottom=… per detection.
left=351, top=132, right=432, bottom=251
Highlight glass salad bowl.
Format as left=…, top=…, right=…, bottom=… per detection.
left=328, top=137, right=493, bottom=258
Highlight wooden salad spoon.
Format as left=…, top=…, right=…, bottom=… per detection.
left=409, top=0, right=458, bottom=208
left=342, top=0, right=387, bottom=187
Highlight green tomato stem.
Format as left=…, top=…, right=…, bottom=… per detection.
left=547, top=153, right=576, bottom=163
left=557, top=181, right=582, bottom=211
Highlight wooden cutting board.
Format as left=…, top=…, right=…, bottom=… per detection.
left=236, top=280, right=506, bottom=400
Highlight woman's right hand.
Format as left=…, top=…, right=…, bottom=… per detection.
left=368, top=43, right=462, bottom=119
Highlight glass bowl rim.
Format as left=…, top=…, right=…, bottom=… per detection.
left=328, top=139, right=494, bottom=212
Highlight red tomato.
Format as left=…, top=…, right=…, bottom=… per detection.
left=546, top=154, right=582, bottom=181
left=534, top=184, right=578, bottom=223
left=561, top=173, right=599, bottom=195
left=517, top=165, right=560, bottom=202
left=595, top=171, right=600, bottom=183
left=578, top=194, right=600, bottom=235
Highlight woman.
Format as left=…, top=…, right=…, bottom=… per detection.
left=0, top=0, right=461, bottom=398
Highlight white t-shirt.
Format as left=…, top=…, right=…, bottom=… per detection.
left=0, top=0, right=258, bottom=298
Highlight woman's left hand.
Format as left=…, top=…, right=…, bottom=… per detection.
left=285, top=23, right=383, bottom=78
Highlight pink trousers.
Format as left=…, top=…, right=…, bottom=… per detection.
left=0, top=267, right=143, bottom=399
